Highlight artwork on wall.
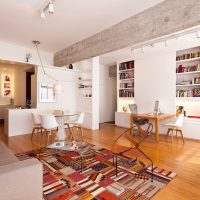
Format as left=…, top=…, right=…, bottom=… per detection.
left=39, top=83, right=55, bottom=102
left=2, top=74, right=11, bottom=97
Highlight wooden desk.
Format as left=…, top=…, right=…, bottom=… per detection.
left=130, top=113, right=175, bottom=142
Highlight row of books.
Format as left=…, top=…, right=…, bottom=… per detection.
left=176, top=88, right=200, bottom=97
left=176, top=52, right=200, bottom=61
left=119, top=72, right=134, bottom=80
left=119, top=82, right=134, bottom=88
left=119, top=61, right=134, bottom=71
left=119, top=90, right=134, bottom=97
left=176, top=64, right=200, bottom=73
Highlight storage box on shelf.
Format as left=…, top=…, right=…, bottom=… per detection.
left=116, top=60, right=134, bottom=128
left=176, top=46, right=200, bottom=98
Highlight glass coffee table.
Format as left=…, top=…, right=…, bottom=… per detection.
left=47, top=141, right=95, bottom=172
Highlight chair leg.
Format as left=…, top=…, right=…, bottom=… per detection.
left=115, top=154, right=118, bottom=176
left=31, top=128, right=36, bottom=140
left=166, top=128, right=171, bottom=141
left=171, top=129, right=174, bottom=143
left=80, top=127, right=84, bottom=141
left=137, top=147, right=154, bottom=182
left=179, top=130, right=185, bottom=143
left=67, top=124, right=73, bottom=141
left=46, top=131, right=50, bottom=146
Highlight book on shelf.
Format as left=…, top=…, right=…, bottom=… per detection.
left=119, top=90, right=134, bottom=97
left=176, top=51, right=200, bottom=61
left=176, top=64, right=200, bottom=74
left=119, top=61, right=134, bottom=71
left=176, top=88, right=200, bottom=97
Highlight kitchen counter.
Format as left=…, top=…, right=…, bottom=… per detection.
left=4, top=108, right=37, bottom=136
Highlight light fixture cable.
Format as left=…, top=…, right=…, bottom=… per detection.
left=32, top=40, right=57, bottom=82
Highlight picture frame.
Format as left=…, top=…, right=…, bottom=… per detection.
left=39, top=83, right=55, bottom=102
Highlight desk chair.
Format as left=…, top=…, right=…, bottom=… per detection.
left=129, top=104, right=153, bottom=137
left=111, top=128, right=154, bottom=182
left=64, top=113, right=85, bottom=141
left=164, top=114, right=184, bottom=143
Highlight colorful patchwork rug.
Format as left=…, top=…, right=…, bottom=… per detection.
left=15, top=142, right=176, bottom=200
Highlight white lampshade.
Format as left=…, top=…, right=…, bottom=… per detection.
left=54, top=83, right=62, bottom=94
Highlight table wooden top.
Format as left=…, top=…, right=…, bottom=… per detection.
left=131, top=113, right=175, bottom=120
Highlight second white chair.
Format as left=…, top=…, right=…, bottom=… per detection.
left=31, top=112, right=44, bottom=140
left=64, top=112, right=85, bottom=141
left=164, top=114, right=185, bottom=143
left=41, top=114, right=59, bottom=145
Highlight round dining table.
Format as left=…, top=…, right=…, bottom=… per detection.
left=54, top=112, right=78, bottom=140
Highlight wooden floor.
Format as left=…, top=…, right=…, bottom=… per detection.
left=1, top=123, right=200, bottom=199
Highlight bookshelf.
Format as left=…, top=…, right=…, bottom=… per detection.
left=115, top=60, right=134, bottom=128
left=118, top=60, right=134, bottom=98
left=176, top=46, right=200, bottom=98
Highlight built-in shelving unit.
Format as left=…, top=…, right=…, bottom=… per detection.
left=118, top=60, right=134, bottom=98
left=116, top=59, right=134, bottom=116
left=176, top=46, right=200, bottom=98
left=75, top=57, right=99, bottom=130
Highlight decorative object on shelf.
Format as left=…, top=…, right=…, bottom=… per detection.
left=25, top=53, right=32, bottom=63
left=25, top=100, right=32, bottom=109
left=122, top=106, right=128, bottom=112
left=32, top=40, right=62, bottom=94
left=68, top=64, right=73, bottom=69
left=176, top=106, right=184, bottom=115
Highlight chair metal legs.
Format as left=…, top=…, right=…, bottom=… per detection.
left=113, top=150, right=154, bottom=182
left=113, top=154, right=118, bottom=176
left=137, top=147, right=154, bottom=182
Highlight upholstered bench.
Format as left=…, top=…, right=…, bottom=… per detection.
left=0, top=141, right=43, bottom=200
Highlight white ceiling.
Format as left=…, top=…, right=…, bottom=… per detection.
left=0, top=0, right=164, bottom=53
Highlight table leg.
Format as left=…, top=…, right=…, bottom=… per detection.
left=56, top=116, right=66, bottom=140
left=155, top=118, right=159, bottom=142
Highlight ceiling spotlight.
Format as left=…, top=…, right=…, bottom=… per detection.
left=150, top=43, right=154, bottom=48
left=40, top=11, right=46, bottom=19
left=141, top=47, right=145, bottom=53
left=49, top=1, right=54, bottom=14
left=165, top=40, right=168, bottom=47
left=196, top=31, right=200, bottom=38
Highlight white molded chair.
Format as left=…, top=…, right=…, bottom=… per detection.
left=31, top=112, right=44, bottom=140
left=64, top=113, right=85, bottom=141
left=41, top=114, right=59, bottom=145
left=164, top=114, right=184, bottom=143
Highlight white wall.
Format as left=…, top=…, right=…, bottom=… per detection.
left=0, top=41, right=53, bottom=66
left=135, top=52, right=176, bottom=114
left=99, top=64, right=117, bottom=123
left=36, top=66, right=79, bottom=113
left=14, top=70, right=26, bottom=106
